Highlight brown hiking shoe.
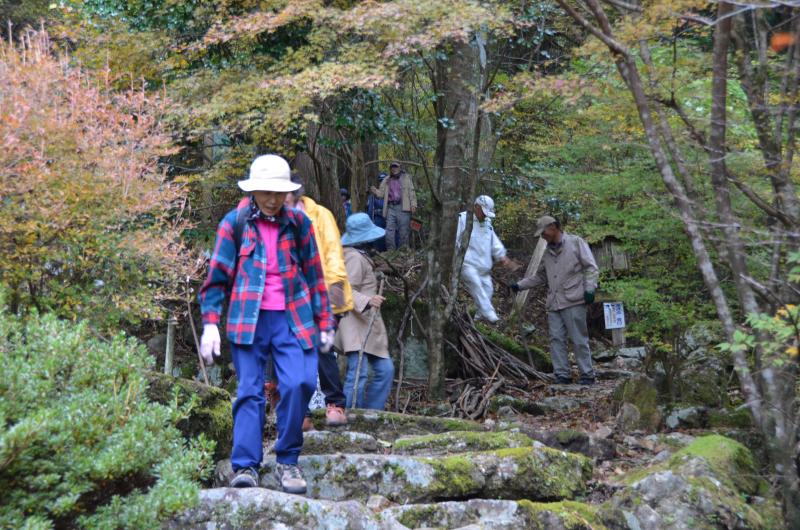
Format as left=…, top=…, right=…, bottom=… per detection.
left=275, top=463, right=307, bottom=495
left=264, top=381, right=280, bottom=412
left=302, top=416, right=314, bottom=432
left=325, top=404, right=348, bottom=426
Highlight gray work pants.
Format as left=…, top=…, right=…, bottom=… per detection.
left=547, top=304, right=594, bottom=379
left=385, top=202, right=411, bottom=250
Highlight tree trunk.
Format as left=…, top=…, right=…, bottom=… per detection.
left=708, top=2, right=760, bottom=317
left=426, top=38, right=480, bottom=398
left=300, top=122, right=346, bottom=228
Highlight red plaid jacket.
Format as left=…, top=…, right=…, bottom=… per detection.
left=199, top=197, right=334, bottom=349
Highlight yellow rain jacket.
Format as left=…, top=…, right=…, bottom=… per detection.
left=299, top=196, right=354, bottom=315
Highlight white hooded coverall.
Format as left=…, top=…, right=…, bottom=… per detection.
left=456, top=211, right=507, bottom=322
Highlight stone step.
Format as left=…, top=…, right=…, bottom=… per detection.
left=169, top=489, right=604, bottom=530
left=218, top=445, right=591, bottom=503
left=167, top=487, right=394, bottom=529
left=307, top=408, right=487, bottom=440
left=383, top=499, right=603, bottom=529
left=302, top=429, right=384, bottom=454
left=194, top=435, right=779, bottom=530
left=392, top=430, right=533, bottom=456
left=301, top=429, right=531, bottom=457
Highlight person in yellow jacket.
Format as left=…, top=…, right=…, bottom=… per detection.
left=267, top=175, right=353, bottom=428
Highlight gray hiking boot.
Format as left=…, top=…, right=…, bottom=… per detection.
left=230, top=467, right=259, bottom=488
left=275, top=463, right=307, bottom=494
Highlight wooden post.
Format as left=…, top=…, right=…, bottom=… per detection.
left=164, top=315, right=177, bottom=376
left=511, top=237, right=547, bottom=321
left=611, top=328, right=626, bottom=347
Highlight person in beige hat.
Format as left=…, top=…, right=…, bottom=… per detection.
left=198, top=154, right=334, bottom=493
left=511, top=215, right=599, bottom=385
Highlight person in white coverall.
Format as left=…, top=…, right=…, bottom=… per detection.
left=456, top=195, right=513, bottom=323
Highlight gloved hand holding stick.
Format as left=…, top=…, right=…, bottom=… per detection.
left=351, top=272, right=385, bottom=409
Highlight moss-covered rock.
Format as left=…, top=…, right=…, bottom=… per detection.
left=302, top=430, right=381, bottom=454
left=612, top=375, right=661, bottom=432
left=519, top=500, right=608, bottom=530
left=620, top=434, right=758, bottom=492
left=393, top=430, right=533, bottom=455
left=308, top=408, right=486, bottom=440
left=145, top=371, right=232, bottom=460
left=475, top=321, right=552, bottom=372
left=488, top=394, right=546, bottom=416
left=168, top=488, right=384, bottom=529
left=602, top=435, right=777, bottom=530
left=258, top=446, right=591, bottom=503
left=383, top=499, right=604, bottom=530
left=707, top=407, right=753, bottom=429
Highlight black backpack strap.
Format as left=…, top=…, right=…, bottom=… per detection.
left=233, top=206, right=249, bottom=253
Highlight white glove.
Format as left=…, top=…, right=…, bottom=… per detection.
left=319, top=330, right=335, bottom=354
left=200, top=324, right=221, bottom=366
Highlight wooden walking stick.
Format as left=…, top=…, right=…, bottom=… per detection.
left=186, top=278, right=210, bottom=385
left=351, top=272, right=385, bottom=409
left=510, top=237, right=547, bottom=323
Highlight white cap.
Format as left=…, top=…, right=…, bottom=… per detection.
left=238, top=155, right=301, bottom=193
left=475, top=195, right=496, bottom=218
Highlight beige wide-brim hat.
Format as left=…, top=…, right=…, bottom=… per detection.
left=534, top=215, right=557, bottom=237
left=238, top=154, right=301, bottom=193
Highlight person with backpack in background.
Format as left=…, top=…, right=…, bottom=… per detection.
left=198, top=154, right=335, bottom=494
left=367, top=172, right=388, bottom=252
left=340, top=188, right=352, bottom=218
left=370, top=162, right=417, bottom=250
left=280, top=175, right=352, bottom=429
left=335, top=213, right=395, bottom=409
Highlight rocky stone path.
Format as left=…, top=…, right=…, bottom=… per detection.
left=165, top=331, right=780, bottom=530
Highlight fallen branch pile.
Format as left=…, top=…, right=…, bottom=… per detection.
left=450, top=308, right=552, bottom=384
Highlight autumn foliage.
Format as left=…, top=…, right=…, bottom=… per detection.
left=0, top=30, right=192, bottom=329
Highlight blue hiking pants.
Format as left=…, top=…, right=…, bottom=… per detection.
left=230, top=310, right=317, bottom=470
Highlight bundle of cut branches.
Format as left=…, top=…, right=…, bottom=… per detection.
left=449, top=308, right=552, bottom=384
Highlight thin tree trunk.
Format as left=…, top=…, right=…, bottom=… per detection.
left=555, top=0, right=762, bottom=426
left=426, top=38, right=479, bottom=398
left=708, top=2, right=760, bottom=317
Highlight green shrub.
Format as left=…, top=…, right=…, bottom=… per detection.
left=0, top=306, right=213, bottom=529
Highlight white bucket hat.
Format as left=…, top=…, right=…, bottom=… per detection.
left=475, top=195, right=496, bottom=218
left=238, top=155, right=301, bottom=193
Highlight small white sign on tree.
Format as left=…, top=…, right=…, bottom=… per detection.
left=603, top=302, right=626, bottom=329
left=603, top=302, right=626, bottom=346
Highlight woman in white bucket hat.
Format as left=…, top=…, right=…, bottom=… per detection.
left=198, top=154, right=334, bottom=494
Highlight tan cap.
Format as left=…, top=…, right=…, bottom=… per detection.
left=534, top=215, right=557, bottom=238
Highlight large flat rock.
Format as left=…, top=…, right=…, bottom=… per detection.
left=383, top=499, right=604, bottom=529
left=302, top=430, right=382, bottom=454
left=170, top=489, right=606, bottom=529
left=255, top=446, right=591, bottom=503
left=308, top=408, right=487, bottom=440
left=600, top=435, right=779, bottom=530
left=167, top=487, right=397, bottom=530
left=393, top=430, right=533, bottom=455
